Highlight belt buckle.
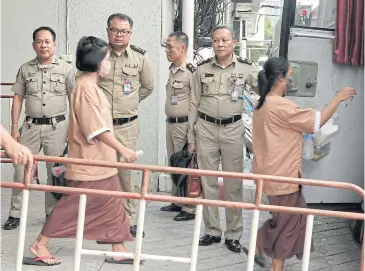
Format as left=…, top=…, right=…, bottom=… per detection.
left=215, top=118, right=222, bottom=126
left=34, top=119, right=38, bottom=125
left=175, top=117, right=178, bottom=123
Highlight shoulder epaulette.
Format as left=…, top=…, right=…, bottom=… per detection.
left=197, top=57, right=213, bottom=66
left=130, top=45, right=146, bottom=55
left=186, top=63, right=196, bottom=73
left=237, top=57, right=253, bottom=65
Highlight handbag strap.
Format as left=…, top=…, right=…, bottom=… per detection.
left=62, top=143, right=69, bottom=156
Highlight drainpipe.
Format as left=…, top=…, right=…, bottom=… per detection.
left=182, top=0, right=194, bottom=62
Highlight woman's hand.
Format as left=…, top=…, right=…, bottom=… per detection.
left=120, top=147, right=137, bottom=163
left=5, top=141, right=34, bottom=169
left=335, top=87, right=356, bottom=102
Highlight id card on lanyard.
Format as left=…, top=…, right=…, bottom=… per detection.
left=124, top=80, right=131, bottom=95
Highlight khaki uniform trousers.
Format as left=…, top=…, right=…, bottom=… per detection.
left=114, top=119, right=140, bottom=226
left=10, top=119, right=68, bottom=218
left=195, top=118, right=244, bottom=240
left=166, top=122, right=196, bottom=214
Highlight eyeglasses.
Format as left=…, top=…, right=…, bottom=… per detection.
left=109, top=28, right=131, bottom=36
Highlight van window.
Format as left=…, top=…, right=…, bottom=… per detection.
left=294, top=0, right=336, bottom=30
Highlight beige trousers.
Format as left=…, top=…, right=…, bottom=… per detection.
left=195, top=118, right=244, bottom=240
left=10, top=119, right=68, bottom=218
left=166, top=122, right=196, bottom=214
left=114, top=119, right=140, bottom=226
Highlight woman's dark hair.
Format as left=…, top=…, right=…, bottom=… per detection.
left=76, top=36, right=108, bottom=72
left=256, top=57, right=289, bottom=110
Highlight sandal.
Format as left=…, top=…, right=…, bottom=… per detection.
left=23, top=255, right=61, bottom=266
left=242, top=246, right=265, bottom=268
left=105, top=258, right=144, bottom=265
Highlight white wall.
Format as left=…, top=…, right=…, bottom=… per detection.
left=287, top=28, right=364, bottom=203
left=1, top=0, right=163, bottom=192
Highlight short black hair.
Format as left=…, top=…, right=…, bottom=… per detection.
left=107, top=13, right=133, bottom=28
left=212, top=25, right=234, bottom=38
left=76, top=36, right=109, bottom=72
left=168, top=31, right=189, bottom=49
left=33, top=26, right=56, bottom=42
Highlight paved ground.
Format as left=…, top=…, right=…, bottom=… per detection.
left=1, top=188, right=362, bottom=271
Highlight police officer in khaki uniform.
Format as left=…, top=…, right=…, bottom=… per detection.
left=4, top=26, right=75, bottom=230
left=159, top=32, right=196, bottom=221
left=188, top=26, right=258, bottom=252
left=99, top=13, right=154, bottom=237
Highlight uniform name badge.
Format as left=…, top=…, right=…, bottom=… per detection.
left=231, top=89, right=239, bottom=101
left=123, top=81, right=131, bottom=95
left=171, top=95, right=178, bottom=105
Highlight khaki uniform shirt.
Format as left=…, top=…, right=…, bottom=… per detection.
left=65, top=77, right=118, bottom=181
left=252, top=95, right=321, bottom=196
left=187, top=55, right=259, bottom=143
left=11, top=57, right=75, bottom=118
left=98, top=45, right=154, bottom=118
left=165, top=63, right=195, bottom=118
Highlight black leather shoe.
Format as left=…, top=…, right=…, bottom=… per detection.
left=130, top=225, right=145, bottom=238
left=3, top=216, right=20, bottom=230
left=173, top=211, right=195, bottom=221
left=225, top=239, right=241, bottom=253
left=160, top=204, right=182, bottom=212
left=199, top=234, right=221, bottom=246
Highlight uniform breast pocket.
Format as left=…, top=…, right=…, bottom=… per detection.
left=122, top=66, right=139, bottom=90
left=172, top=81, right=185, bottom=94
left=201, top=75, right=216, bottom=95
left=50, top=74, right=67, bottom=95
left=25, top=77, right=38, bottom=95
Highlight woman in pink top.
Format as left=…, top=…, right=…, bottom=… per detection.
left=24, top=36, right=138, bottom=266
left=243, top=57, right=356, bottom=271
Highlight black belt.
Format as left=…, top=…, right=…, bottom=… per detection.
left=113, top=115, right=138, bottom=125
left=26, top=115, right=65, bottom=125
left=166, top=116, right=188, bottom=124
left=199, top=112, right=241, bottom=126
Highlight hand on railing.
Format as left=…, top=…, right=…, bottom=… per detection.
left=120, top=149, right=143, bottom=163
left=1, top=124, right=34, bottom=169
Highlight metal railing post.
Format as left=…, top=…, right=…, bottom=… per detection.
left=301, top=214, right=314, bottom=271
left=246, top=180, right=263, bottom=271
left=16, top=190, right=29, bottom=271
left=189, top=204, right=203, bottom=271
left=16, top=167, right=32, bottom=271
left=133, top=170, right=149, bottom=270
left=73, top=194, right=87, bottom=271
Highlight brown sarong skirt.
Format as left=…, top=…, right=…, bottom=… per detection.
left=41, top=175, right=134, bottom=244
left=256, top=190, right=314, bottom=260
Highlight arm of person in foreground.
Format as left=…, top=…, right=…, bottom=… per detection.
left=320, top=86, right=356, bottom=126
left=1, top=124, right=33, bottom=168
left=96, top=132, right=137, bottom=163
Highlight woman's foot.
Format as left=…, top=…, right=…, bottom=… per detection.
left=104, top=243, right=139, bottom=265
left=28, top=239, right=61, bottom=265
left=242, top=246, right=265, bottom=268
left=111, top=243, right=130, bottom=261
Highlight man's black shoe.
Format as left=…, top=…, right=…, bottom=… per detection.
left=130, top=225, right=145, bottom=238
left=199, top=234, right=221, bottom=246
left=160, top=204, right=182, bottom=212
left=173, top=211, right=195, bottom=221
left=225, top=239, right=241, bottom=253
left=3, top=216, right=20, bottom=230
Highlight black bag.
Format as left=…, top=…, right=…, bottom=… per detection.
left=51, top=144, right=68, bottom=200
left=169, top=143, right=193, bottom=197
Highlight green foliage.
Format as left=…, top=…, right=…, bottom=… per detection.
left=264, top=17, right=273, bottom=40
